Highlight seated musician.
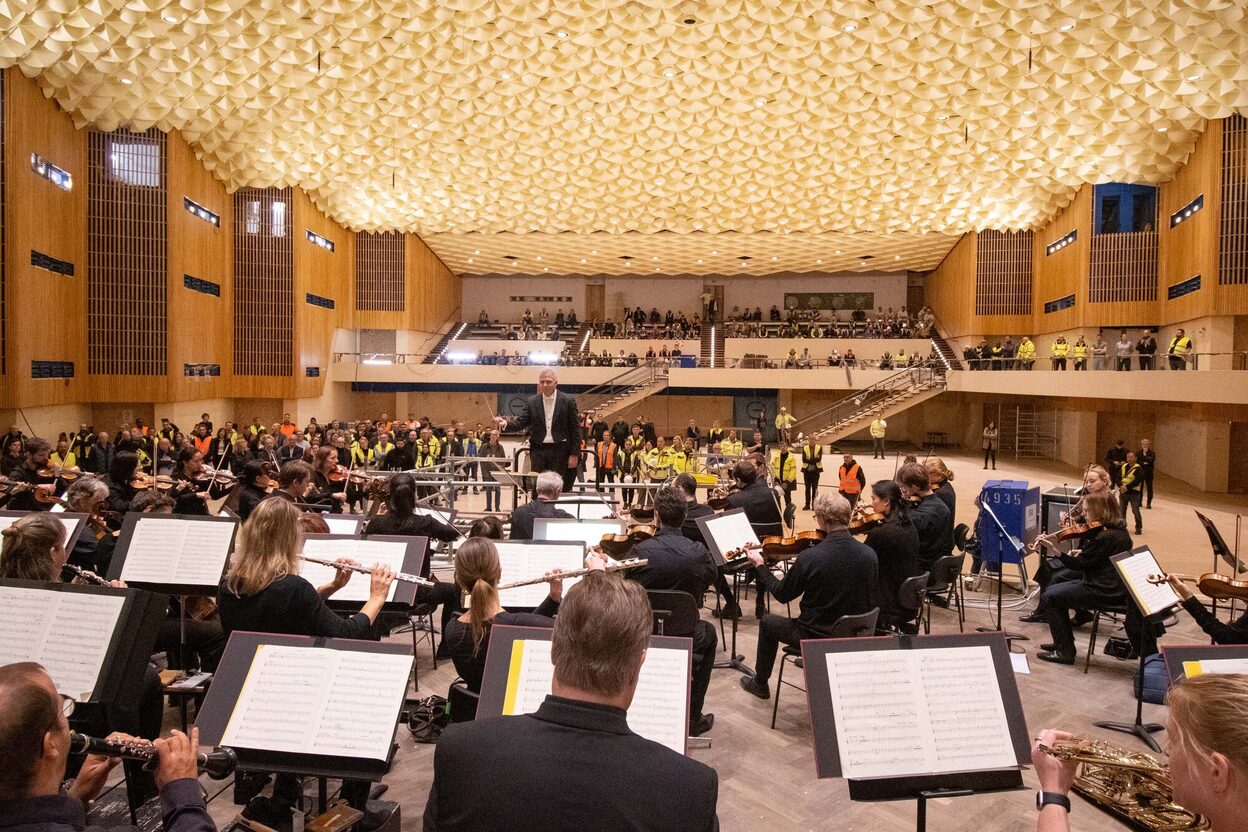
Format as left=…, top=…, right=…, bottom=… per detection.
left=442, top=538, right=566, bottom=693
left=307, top=447, right=347, bottom=513
left=170, top=449, right=210, bottom=516
left=63, top=478, right=115, bottom=575
left=895, top=463, right=952, bottom=575
left=1030, top=492, right=1134, bottom=665
left=1019, top=464, right=1118, bottom=588
left=0, top=663, right=212, bottom=832
left=862, top=480, right=921, bottom=632
left=725, top=459, right=784, bottom=618
left=4, top=438, right=55, bottom=512
left=739, top=493, right=878, bottom=700
left=424, top=571, right=718, bottom=832
left=217, top=498, right=394, bottom=826
left=1031, top=674, right=1248, bottom=832
left=104, top=452, right=142, bottom=516
left=467, top=515, right=505, bottom=539
left=625, top=486, right=717, bottom=736
left=507, top=471, right=573, bottom=540
left=1166, top=574, right=1248, bottom=644
left=262, top=459, right=315, bottom=509
left=234, top=460, right=272, bottom=521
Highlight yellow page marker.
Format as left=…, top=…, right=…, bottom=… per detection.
left=502, top=640, right=526, bottom=715
left=1182, top=660, right=1204, bottom=678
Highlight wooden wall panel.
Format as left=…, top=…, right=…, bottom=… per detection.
left=355, top=231, right=406, bottom=330
left=1217, top=114, right=1248, bottom=315
left=232, top=186, right=293, bottom=384
left=3, top=69, right=89, bottom=408
left=293, top=188, right=352, bottom=399
left=167, top=130, right=232, bottom=402
left=1031, top=184, right=1092, bottom=333
left=924, top=231, right=976, bottom=337
left=1159, top=120, right=1221, bottom=323
left=408, top=233, right=460, bottom=333
left=1086, top=228, right=1158, bottom=328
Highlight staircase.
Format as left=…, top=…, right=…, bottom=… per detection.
left=791, top=366, right=947, bottom=445
left=576, top=363, right=670, bottom=421
left=423, top=322, right=467, bottom=364
left=929, top=329, right=964, bottom=371
left=571, top=322, right=593, bottom=360
left=700, top=325, right=722, bottom=368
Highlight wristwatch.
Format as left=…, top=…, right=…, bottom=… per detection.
left=1036, top=791, right=1071, bottom=812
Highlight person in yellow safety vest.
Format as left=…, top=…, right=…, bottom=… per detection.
left=1168, top=328, right=1194, bottom=370
left=869, top=418, right=887, bottom=460
left=1072, top=337, right=1089, bottom=371
left=414, top=430, right=440, bottom=467
left=720, top=430, right=744, bottom=458
left=775, top=407, right=797, bottom=444
left=1016, top=336, right=1036, bottom=370
left=350, top=437, right=376, bottom=468
left=771, top=441, right=798, bottom=512
left=799, top=436, right=823, bottom=510
left=640, top=438, right=669, bottom=507
left=837, top=450, right=866, bottom=510
left=1050, top=336, right=1069, bottom=370
left=666, top=436, right=688, bottom=475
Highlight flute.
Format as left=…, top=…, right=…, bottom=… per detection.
left=498, top=558, right=647, bottom=590
left=68, top=731, right=237, bottom=780
left=299, top=554, right=434, bottom=587
left=61, top=563, right=110, bottom=586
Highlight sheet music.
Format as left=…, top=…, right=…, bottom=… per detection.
left=495, top=542, right=585, bottom=607
left=0, top=513, right=80, bottom=547
left=701, top=511, right=760, bottom=561
left=1113, top=549, right=1180, bottom=617
left=323, top=517, right=363, bottom=535
left=823, top=646, right=1017, bottom=778
left=119, top=517, right=235, bottom=586
left=0, top=586, right=125, bottom=700
left=221, top=644, right=410, bottom=760
left=533, top=518, right=625, bottom=548
left=1183, top=658, right=1248, bottom=677
left=300, top=538, right=410, bottom=602
left=501, top=638, right=688, bottom=753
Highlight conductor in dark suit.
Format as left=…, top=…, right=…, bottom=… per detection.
left=496, top=368, right=582, bottom=493
left=423, top=571, right=719, bottom=832
left=507, top=471, right=574, bottom=540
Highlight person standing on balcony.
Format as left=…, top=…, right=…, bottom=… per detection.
left=1168, top=328, right=1193, bottom=370
left=1049, top=337, right=1068, bottom=370
left=1072, top=337, right=1088, bottom=371
left=1017, top=336, right=1036, bottom=370
left=1115, top=331, right=1133, bottom=371
left=1091, top=334, right=1109, bottom=370
left=1136, top=329, right=1157, bottom=370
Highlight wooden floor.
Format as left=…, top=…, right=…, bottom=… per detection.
left=182, top=450, right=1242, bottom=832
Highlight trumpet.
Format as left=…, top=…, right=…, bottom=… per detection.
left=498, top=558, right=647, bottom=590
left=68, top=731, right=237, bottom=780
left=1038, top=737, right=1208, bottom=831
left=298, top=555, right=434, bottom=588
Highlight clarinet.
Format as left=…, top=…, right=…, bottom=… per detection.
left=68, top=731, right=237, bottom=779
left=61, top=563, right=110, bottom=586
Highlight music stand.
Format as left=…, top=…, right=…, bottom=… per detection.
left=0, top=510, right=89, bottom=552
left=490, top=469, right=531, bottom=511
left=1105, top=547, right=1182, bottom=752
left=321, top=513, right=364, bottom=535
left=532, top=517, right=625, bottom=548
left=1194, top=511, right=1245, bottom=620
left=974, top=496, right=1028, bottom=645
left=803, top=632, right=1030, bottom=832
left=1161, top=644, right=1248, bottom=683
left=493, top=540, right=586, bottom=610
left=696, top=507, right=759, bottom=675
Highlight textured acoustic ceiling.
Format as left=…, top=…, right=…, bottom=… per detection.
left=2, top=0, right=1246, bottom=276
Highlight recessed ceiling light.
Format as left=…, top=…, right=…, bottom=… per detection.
left=591, top=250, right=598, bottom=255
left=696, top=259, right=703, bottom=264
left=1158, top=126, right=1169, bottom=132
left=816, top=259, right=823, bottom=263
left=1058, top=22, right=1075, bottom=32
left=162, top=13, right=179, bottom=22
left=583, top=113, right=593, bottom=120
left=652, top=256, right=658, bottom=260
left=580, top=258, right=586, bottom=263
left=555, top=30, right=568, bottom=38
left=835, top=249, right=842, bottom=254
left=755, top=98, right=766, bottom=106
left=474, top=249, right=480, bottom=254
left=467, top=258, right=473, bottom=263
left=655, top=267, right=660, bottom=271
left=693, top=222, right=703, bottom=229
left=1023, top=108, right=1035, bottom=115
left=535, top=255, right=541, bottom=260
left=500, top=70, right=512, bottom=79
left=842, top=22, right=857, bottom=32
left=894, top=255, right=901, bottom=259
left=121, top=77, right=133, bottom=85
left=772, top=256, right=778, bottom=261
left=711, top=250, right=718, bottom=255
left=1187, top=72, right=1202, bottom=81
left=662, top=69, right=676, bottom=78
left=779, top=218, right=787, bottom=224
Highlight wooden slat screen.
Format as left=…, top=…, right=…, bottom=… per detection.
left=87, top=127, right=168, bottom=375
left=232, top=186, right=293, bottom=375
left=356, top=230, right=405, bottom=311
left=1221, top=114, right=1248, bottom=286
left=1089, top=230, right=1158, bottom=302
left=1, top=69, right=6, bottom=375
left=974, top=229, right=1033, bottom=315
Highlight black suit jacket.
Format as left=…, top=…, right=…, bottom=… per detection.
left=505, top=391, right=581, bottom=449
left=631, top=528, right=717, bottom=599
left=508, top=499, right=574, bottom=540
left=424, top=696, right=718, bottom=832
left=682, top=500, right=715, bottom=545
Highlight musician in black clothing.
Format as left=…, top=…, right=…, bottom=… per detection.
left=726, top=460, right=783, bottom=537
left=1166, top=574, right=1248, bottom=644
left=425, top=570, right=718, bottom=832
left=863, top=480, right=921, bottom=631
left=307, top=446, right=347, bottom=513
left=675, top=473, right=715, bottom=544
left=104, top=452, right=142, bottom=516
left=626, top=487, right=718, bottom=736
left=740, top=492, right=879, bottom=699
left=170, top=449, right=210, bottom=516
left=507, top=471, right=574, bottom=540
left=62, top=478, right=115, bottom=574
left=4, top=438, right=55, bottom=512
left=1033, top=492, right=1132, bottom=665
left=217, top=498, right=395, bottom=827
left=897, top=463, right=952, bottom=574
left=235, top=460, right=272, bottom=521
left=441, top=538, right=566, bottom=693
left=494, top=368, right=582, bottom=493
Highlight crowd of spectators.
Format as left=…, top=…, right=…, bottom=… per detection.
left=724, top=304, right=934, bottom=338
left=962, top=329, right=1195, bottom=371
left=458, top=349, right=676, bottom=367
left=732, top=346, right=939, bottom=370
left=589, top=307, right=704, bottom=340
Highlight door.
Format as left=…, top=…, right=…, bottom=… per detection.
left=704, top=284, right=725, bottom=323
left=586, top=284, right=605, bottom=323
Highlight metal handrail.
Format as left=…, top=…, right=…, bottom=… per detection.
left=576, top=363, right=668, bottom=414
left=790, top=366, right=945, bottom=437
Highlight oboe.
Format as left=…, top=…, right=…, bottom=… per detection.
left=498, top=558, right=648, bottom=590
left=299, top=555, right=434, bottom=588
left=68, top=731, right=236, bottom=780
left=61, top=563, right=110, bottom=586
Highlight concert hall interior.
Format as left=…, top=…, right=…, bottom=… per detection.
left=1, top=2, right=1248, bottom=832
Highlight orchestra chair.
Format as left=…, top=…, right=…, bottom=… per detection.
left=447, top=679, right=479, bottom=723
left=953, top=522, right=970, bottom=553
left=1083, top=602, right=1129, bottom=674
left=923, top=554, right=967, bottom=633
left=893, top=572, right=931, bottom=636
left=646, top=589, right=700, bottom=637
left=771, top=608, right=881, bottom=730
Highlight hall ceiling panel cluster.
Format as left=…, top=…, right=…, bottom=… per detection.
left=1, top=0, right=1245, bottom=275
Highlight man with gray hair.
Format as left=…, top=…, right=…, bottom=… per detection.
left=507, top=470, right=574, bottom=540
left=495, top=368, right=582, bottom=493
left=739, top=491, right=879, bottom=700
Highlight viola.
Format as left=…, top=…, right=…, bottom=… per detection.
left=599, top=525, right=656, bottom=557
left=1147, top=572, right=1248, bottom=603
left=130, top=473, right=182, bottom=491
left=759, top=529, right=826, bottom=559
left=38, top=466, right=84, bottom=482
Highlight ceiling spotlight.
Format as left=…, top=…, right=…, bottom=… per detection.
left=121, top=77, right=133, bottom=85
left=1023, top=108, right=1035, bottom=115
left=535, top=255, right=542, bottom=260
left=755, top=98, right=766, bottom=106
left=580, top=258, right=586, bottom=263
left=474, top=249, right=480, bottom=254
left=467, top=258, right=473, bottom=264
left=894, top=255, right=901, bottom=259
left=1187, top=72, right=1202, bottom=81
left=835, top=249, right=842, bottom=254
left=696, top=259, right=703, bottom=264
left=842, top=22, right=857, bottom=32
left=500, top=70, right=512, bottom=79
left=662, top=69, right=677, bottom=78
left=652, top=256, right=658, bottom=260
left=591, top=249, right=598, bottom=254
left=655, top=267, right=660, bottom=271
left=543, top=266, right=548, bottom=271
left=1158, top=126, right=1169, bottom=132
left=1057, top=22, right=1075, bottom=32
left=772, top=256, right=778, bottom=261
left=162, top=13, right=179, bottom=22
left=936, top=114, right=950, bottom=120
left=693, top=222, right=703, bottom=229
left=711, top=250, right=718, bottom=255
left=555, top=30, right=568, bottom=38
left=816, top=259, right=823, bottom=263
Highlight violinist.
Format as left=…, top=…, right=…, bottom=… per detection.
left=739, top=492, right=878, bottom=700
left=308, top=446, right=347, bottom=513
left=863, top=480, right=920, bottom=631
left=63, top=478, right=115, bottom=574
left=626, top=486, right=717, bottom=737
left=170, top=449, right=211, bottom=516
left=1165, top=574, right=1248, bottom=644
left=5, top=438, right=56, bottom=512
left=896, top=463, right=952, bottom=574
left=104, top=451, right=141, bottom=515
left=262, top=460, right=315, bottom=509
left=364, top=473, right=458, bottom=548
left=235, top=460, right=273, bottom=521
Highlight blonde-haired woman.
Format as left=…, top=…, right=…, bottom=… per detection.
left=0, top=513, right=68, bottom=581
left=442, top=537, right=566, bottom=693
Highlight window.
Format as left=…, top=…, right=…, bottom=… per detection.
left=1170, top=194, right=1203, bottom=228
left=245, top=200, right=261, bottom=234
left=271, top=201, right=286, bottom=237
left=1095, top=183, right=1157, bottom=233
left=108, top=142, right=160, bottom=187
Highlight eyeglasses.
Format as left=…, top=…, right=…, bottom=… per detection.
left=55, top=693, right=75, bottom=720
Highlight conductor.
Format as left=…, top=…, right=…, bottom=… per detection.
left=495, top=369, right=582, bottom=493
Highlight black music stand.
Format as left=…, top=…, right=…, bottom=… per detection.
left=804, top=632, right=1031, bottom=832
left=696, top=508, right=758, bottom=676
left=974, top=497, right=1028, bottom=646
left=1161, top=644, right=1248, bottom=684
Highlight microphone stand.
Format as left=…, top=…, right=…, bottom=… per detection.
left=973, top=494, right=1028, bottom=647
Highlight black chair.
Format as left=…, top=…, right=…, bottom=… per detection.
left=894, top=572, right=930, bottom=635
left=953, top=522, right=971, bottom=553
left=924, top=554, right=966, bottom=633
left=646, top=589, right=700, bottom=637
left=447, top=679, right=479, bottom=723
left=771, top=608, right=880, bottom=729
left=1084, top=603, right=1129, bottom=674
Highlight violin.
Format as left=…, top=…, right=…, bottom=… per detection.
left=87, top=507, right=122, bottom=539
left=1147, top=572, right=1248, bottom=603
left=848, top=507, right=887, bottom=535
left=328, top=465, right=375, bottom=485
left=129, top=473, right=185, bottom=492
left=1027, top=521, right=1103, bottom=553
left=759, top=529, right=826, bottom=559
left=707, top=482, right=739, bottom=511
left=38, top=466, right=86, bottom=482
left=599, top=525, right=656, bottom=557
